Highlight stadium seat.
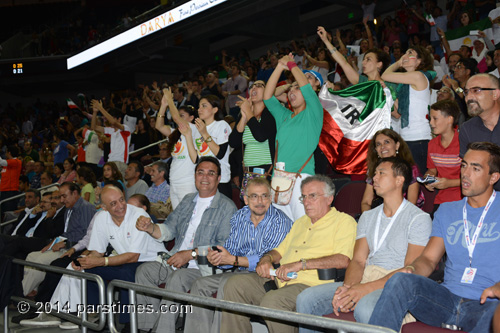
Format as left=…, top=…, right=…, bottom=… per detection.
left=333, top=181, right=366, bottom=220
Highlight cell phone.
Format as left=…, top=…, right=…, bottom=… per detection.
left=72, top=258, right=81, bottom=267
left=212, top=246, right=222, bottom=252
left=470, top=30, right=480, bottom=36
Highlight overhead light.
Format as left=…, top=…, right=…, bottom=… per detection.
left=374, top=18, right=377, bottom=25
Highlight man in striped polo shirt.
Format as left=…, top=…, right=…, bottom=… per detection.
left=183, top=177, right=293, bottom=333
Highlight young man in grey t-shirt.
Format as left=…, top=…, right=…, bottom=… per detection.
left=296, top=157, right=432, bottom=329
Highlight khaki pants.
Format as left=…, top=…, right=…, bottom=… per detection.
left=221, top=272, right=308, bottom=333
left=23, top=249, right=64, bottom=296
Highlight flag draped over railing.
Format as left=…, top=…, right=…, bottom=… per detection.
left=318, top=81, right=393, bottom=175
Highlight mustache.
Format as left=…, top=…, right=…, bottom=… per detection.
left=467, top=100, right=479, bottom=106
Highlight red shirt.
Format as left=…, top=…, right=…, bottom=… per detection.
left=0, top=158, right=22, bottom=192
left=427, top=130, right=462, bottom=204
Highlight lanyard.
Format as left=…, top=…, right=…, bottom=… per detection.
left=372, top=199, right=407, bottom=256
left=462, top=191, right=496, bottom=267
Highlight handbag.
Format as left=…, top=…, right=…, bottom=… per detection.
left=270, top=141, right=313, bottom=205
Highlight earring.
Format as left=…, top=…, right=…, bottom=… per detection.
left=396, top=149, right=399, bottom=155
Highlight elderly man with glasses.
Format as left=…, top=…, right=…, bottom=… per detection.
left=183, top=177, right=293, bottom=333
left=459, top=73, right=500, bottom=191
left=220, top=175, right=357, bottom=333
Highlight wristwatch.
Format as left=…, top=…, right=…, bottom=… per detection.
left=191, top=249, right=197, bottom=259
left=205, top=136, right=213, bottom=143
left=455, top=87, right=464, bottom=94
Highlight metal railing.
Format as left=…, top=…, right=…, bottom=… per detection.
left=107, top=279, right=397, bottom=333
left=0, top=183, right=60, bottom=231
left=6, top=259, right=107, bottom=333
left=129, top=138, right=169, bottom=156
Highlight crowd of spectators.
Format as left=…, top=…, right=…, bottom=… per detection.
left=3, top=0, right=500, bottom=332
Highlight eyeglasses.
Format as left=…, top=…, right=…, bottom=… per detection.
left=251, top=83, right=265, bottom=89
left=463, top=87, right=497, bottom=96
left=196, top=170, right=217, bottom=177
left=437, top=89, right=451, bottom=94
left=246, top=193, right=270, bottom=201
left=298, top=193, right=327, bottom=203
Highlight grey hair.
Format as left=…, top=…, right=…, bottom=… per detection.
left=300, top=175, right=336, bottom=197
left=153, top=161, right=168, bottom=180
left=244, top=178, right=271, bottom=196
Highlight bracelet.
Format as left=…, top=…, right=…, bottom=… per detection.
left=104, top=257, right=109, bottom=266
left=301, top=258, right=307, bottom=271
left=287, top=61, right=298, bottom=70
left=329, top=47, right=337, bottom=53
left=157, top=114, right=165, bottom=118
left=233, top=255, right=239, bottom=266
left=264, top=254, right=274, bottom=263
left=406, top=265, right=415, bottom=272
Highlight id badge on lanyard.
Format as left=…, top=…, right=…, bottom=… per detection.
left=460, top=191, right=496, bottom=284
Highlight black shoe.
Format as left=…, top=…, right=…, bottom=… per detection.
left=11, top=311, right=37, bottom=324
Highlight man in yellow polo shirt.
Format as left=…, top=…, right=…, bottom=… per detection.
left=220, top=175, right=357, bottom=333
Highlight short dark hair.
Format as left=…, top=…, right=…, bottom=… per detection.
left=375, top=157, right=412, bottom=194
left=19, top=175, right=29, bottom=184
left=26, top=188, right=41, bottom=200
left=467, top=142, right=500, bottom=174
left=60, top=182, right=81, bottom=195
left=460, top=58, right=478, bottom=76
left=430, top=100, right=461, bottom=126
left=7, top=145, right=19, bottom=157
left=129, top=160, right=144, bottom=178
left=196, top=156, right=221, bottom=176
left=129, top=193, right=151, bottom=213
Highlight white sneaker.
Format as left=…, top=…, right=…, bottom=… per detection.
left=59, top=321, right=79, bottom=330
left=20, top=312, right=61, bottom=327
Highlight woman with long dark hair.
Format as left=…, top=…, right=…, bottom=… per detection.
left=156, top=93, right=199, bottom=208
left=361, top=128, right=424, bottom=212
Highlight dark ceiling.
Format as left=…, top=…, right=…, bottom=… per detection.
left=0, top=0, right=405, bottom=97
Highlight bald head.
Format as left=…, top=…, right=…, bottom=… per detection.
left=101, top=185, right=127, bottom=223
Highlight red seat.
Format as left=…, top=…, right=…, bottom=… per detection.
left=421, top=187, right=437, bottom=214
left=402, top=322, right=467, bottom=333
left=323, top=312, right=355, bottom=322
left=333, top=181, right=366, bottom=219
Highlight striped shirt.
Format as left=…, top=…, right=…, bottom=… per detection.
left=223, top=205, right=293, bottom=271
left=145, top=180, right=170, bottom=204
left=242, top=124, right=272, bottom=167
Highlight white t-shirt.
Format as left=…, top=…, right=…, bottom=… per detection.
left=361, top=2, right=376, bottom=21
left=87, top=204, right=165, bottom=262
left=104, top=125, right=132, bottom=164
left=170, top=123, right=199, bottom=187
left=400, top=78, right=432, bottom=141
left=178, top=195, right=214, bottom=269
left=194, top=120, right=231, bottom=183
left=357, top=202, right=432, bottom=270
left=83, top=128, right=103, bottom=164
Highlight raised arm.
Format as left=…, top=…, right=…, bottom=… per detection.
left=155, top=90, right=173, bottom=137
left=363, top=17, right=374, bottom=49
left=282, top=53, right=309, bottom=87
left=91, top=99, right=124, bottom=131
left=437, top=27, right=453, bottom=58
left=381, top=59, right=428, bottom=91
left=304, top=50, right=330, bottom=69
left=318, top=26, right=360, bottom=85
left=90, top=101, right=104, bottom=133
left=263, top=61, right=288, bottom=100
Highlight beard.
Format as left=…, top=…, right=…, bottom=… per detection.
left=467, top=100, right=484, bottom=117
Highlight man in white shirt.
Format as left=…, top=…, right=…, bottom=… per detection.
left=91, top=99, right=131, bottom=176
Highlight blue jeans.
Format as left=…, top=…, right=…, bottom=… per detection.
left=296, top=282, right=383, bottom=333
left=87, top=262, right=143, bottom=323
left=368, top=273, right=498, bottom=333
left=406, top=140, right=428, bottom=176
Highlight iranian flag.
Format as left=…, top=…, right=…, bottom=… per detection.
left=445, top=18, right=493, bottom=51
left=318, top=81, right=393, bottom=175
left=66, top=98, right=79, bottom=110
